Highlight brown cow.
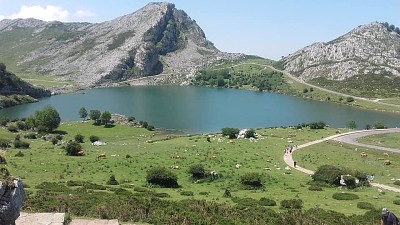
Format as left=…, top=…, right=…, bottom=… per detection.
left=97, top=153, right=106, bottom=158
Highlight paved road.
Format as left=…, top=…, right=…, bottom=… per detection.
left=283, top=128, right=400, bottom=193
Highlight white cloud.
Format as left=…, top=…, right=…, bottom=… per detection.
left=75, top=10, right=95, bottom=18
left=11, top=5, right=70, bottom=21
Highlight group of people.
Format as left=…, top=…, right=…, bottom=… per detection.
left=283, top=145, right=297, bottom=155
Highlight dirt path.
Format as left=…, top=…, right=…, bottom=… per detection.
left=283, top=128, right=400, bottom=193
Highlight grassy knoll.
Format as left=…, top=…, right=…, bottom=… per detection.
left=356, top=132, right=400, bottom=149
left=0, top=121, right=399, bottom=221
left=380, top=98, right=400, bottom=106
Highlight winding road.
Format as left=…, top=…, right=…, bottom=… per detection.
left=283, top=128, right=400, bottom=193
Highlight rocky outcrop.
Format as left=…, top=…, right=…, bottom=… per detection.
left=0, top=2, right=232, bottom=88
left=0, top=178, right=25, bottom=225
left=281, top=22, right=400, bottom=81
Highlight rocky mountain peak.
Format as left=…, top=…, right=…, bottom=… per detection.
left=0, top=2, right=229, bottom=88
left=281, top=21, right=400, bottom=81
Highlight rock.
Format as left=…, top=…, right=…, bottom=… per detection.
left=281, top=22, right=400, bottom=81
left=0, top=178, right=25, bottom=225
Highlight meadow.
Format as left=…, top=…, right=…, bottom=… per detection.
left=1, top=119, right=400, bottom=223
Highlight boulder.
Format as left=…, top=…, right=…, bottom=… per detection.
left=0, top=178, right=25, bottom=225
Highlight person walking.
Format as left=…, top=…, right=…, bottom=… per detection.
left=381, top=208, right=399, bottom=225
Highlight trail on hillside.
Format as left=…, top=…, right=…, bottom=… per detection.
left=283, top=128, right=400, bottom=193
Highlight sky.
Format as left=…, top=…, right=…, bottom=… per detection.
left=0, top=0, right=399, bottom=60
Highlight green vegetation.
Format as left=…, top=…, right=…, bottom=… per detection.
left=107, top=31, right=135, bottom=50
left=33, top=105, right=61, bottom=132
left=0, top=116, right=398, bottom=223
left=221, top=127, right=239, bottom=139
left=356, top=132, right=400, bottom=149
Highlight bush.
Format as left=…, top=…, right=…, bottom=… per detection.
left=15, top=151, right=24, bottom=157
left=180, top=191, right=194, bottom=196
left=146, top=167, right=179, bottom=188
left=357, top=202, right=375, bottom=210
left=55, top=134, right=63, bottom=140
left=147, top=125, right=155, bottom=131
left=134, top=187, right=149, bottom=192
left=259, top=197, right=277, bottom=206
left=332, top=193, right=359, bottom=200
left=155, top=192, right=170, bottom=198
left=346, top=97, right=354, bottom=102
left=65, top=141, right=83, bottom=156
left=199, top=192, right=209, bottom=196
left=0, top=139, right=11, bottom=149
left=240, top=172, right=263, bottom=189
left=14, top=140, right=30, bottom=149
left=312, top=165, right=346, bottom=186
left=7, top=125, right=18, bottom=133
left=106, top=175, right=119, bottom=185
left=66, top=180, right=86, bottom=186
left=0, top=155, right=7, bottom=164
left=374, top=121, right=385, bottom=129
left=24, top=133, right=37, bottom=139
left=280, top=199, right=303, bottom=209
left=188, top=164, right=205, bottom=179
left=223, top=189, right=231, bottom=198
left=74, top=134, right=84, bottom=143
left=89, top=135, right=99, bottom=143
left=51, top=137, right=58, bottom=145
left=233, top=197, right=259, bottom=207
left=221, top=127, right=240, bottom=139
left=244, top=129, right=256, bottom=138
left=308, top=121, right=326, bottom=129
left=394, top=180, right=400, bottom=186
left=127, top=116, right=135, bottom=122
left=16, top=121, right=27, bottom=130
left=308, top=185, right=323, bottom=191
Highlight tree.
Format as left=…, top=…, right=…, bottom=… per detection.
left=221, top=127, right=240, bottom=139
left=389, top=24, right=395, bottom=31
left=346, top=97, right=354, bottom=102
left=89, top=135, right=99, bottom=143
left=100, top=111, right=111, bottom=125
left=0, top=62, right=6, bottom=71
left=34, top=106, right=61, bottom=132
left=303, top=88, right=309, bottom=93
left=346, top=120, right=357, bottom=129
left=79, top=107, right=88, bottom=120
left=188, top=164, right=206, bottom=179
left=308, top=121, right=326, bottom=129
left=0, top=139, right=11, bottom=149
left=65, top=141, right=83, bottom=156
left=106, top=175, right=119, bottom=185
left=146, top=167, right=179, bottom=188
left=89, top=110, right=101, bottom=123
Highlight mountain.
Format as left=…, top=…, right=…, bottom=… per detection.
left=279, top=22, right=400, bottom=97
left=0, top=66, right=51, bottom=108
left=0, top=2, right=238, bottom=89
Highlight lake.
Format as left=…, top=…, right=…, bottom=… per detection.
left=1, top=86, right=399, bottom=133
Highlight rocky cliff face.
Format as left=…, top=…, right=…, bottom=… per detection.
left=281, top=22, right=400, bottom=81
left=0, top=2, right=230, bottom=88
left=0, top=178, right=25, bottom=225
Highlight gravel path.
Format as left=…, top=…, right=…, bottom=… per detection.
left=283, top=128, right=400, bottom=193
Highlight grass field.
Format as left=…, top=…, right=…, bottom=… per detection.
left=1, top=121, right=400, bottom=217
left=356, top=132, right=400, bottom=149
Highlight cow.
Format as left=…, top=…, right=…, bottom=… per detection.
left=97, top=153, right=106, bottom=159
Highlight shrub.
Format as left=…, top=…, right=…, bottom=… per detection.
left=221, top=127, right=240, bottom=139
left=106, top=175, right=119, bottom=185
left=233, top=197, right=259, bottom=207
left=14, top=140, right=30, bottom=149
left=240, top=172, right=263, bottom=189
left=146, top=167, right=178, bottom=188
left=180, top=191, right=194, bottom=196
left=74, top=134, right=84, bottom=143
left=280, top=199, right=303, bottom=209
left=7, top=124, right=18, bottom=133
left=259, top=197, right=277, bottom=206
left=308, top=185, right=323, bottom=191
left=126, top=154, right=132, bottom=158
left=308, top=121, right=326, bottom=129
left=65, top=141, right=83, bottom=156
left=394, top=199, right=400, bottom=205
left=374, top=121, right=385, bottom=129
left=244, top=129, right=256, bottom=138
left=55, top=134, right=63, bottom=140
left=24, top=133, right=37, bottom=139
left=0, top=155, right=6, bottom=164
left=147, top=125, right=155, bottom=131
left=357, top=202, right=375, bottom=210
left=0, top=139, right=11, bottom=149
left=66, top=180, right=86, bottom=186
left=394, top=180, right=400, bottom=186
left=127, top=116, right=135, bottom=122
left=16, top=121, right=27, bottom=130
left=188, top=164, right=205, bottom=179
left=89, top=135, right=99, bottom=143
left=155, top=192, right=170, bottom=198
left=199, top=192, right=209, bottom=196
left=114, top=188, right=131, bottom=195
left=51, top=137, right=58, bottom=145
left=15, top=151, right=24, bottom=157
left=134, top=187, right=149, bottom=192
left=223, top=189, right=231, bottom=198
left=84, top=183, right=107, bottom=190
left=346, top=97, right=354, bottom=102
left=332, top=193, right=359, bottom=200
left=312, top=165, right=345, bottom=186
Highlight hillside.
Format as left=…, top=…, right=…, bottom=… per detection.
left=280, top=22, right=400, bottom=98
left=0, top=65, right=51, bottom=109
left=0, top=2, right=239, bottom=89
